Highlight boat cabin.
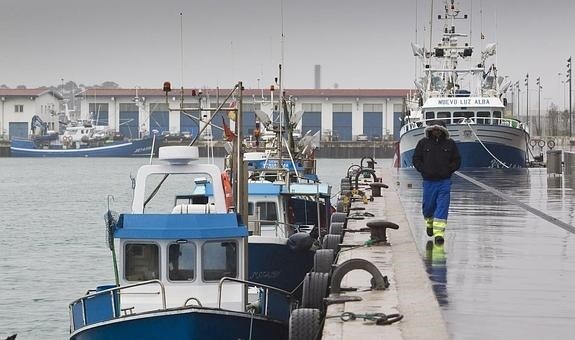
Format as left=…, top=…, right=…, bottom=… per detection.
left=74, top=147, right=249, bottom=322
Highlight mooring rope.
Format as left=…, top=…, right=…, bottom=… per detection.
left=464, top=120, right=510, bottom=168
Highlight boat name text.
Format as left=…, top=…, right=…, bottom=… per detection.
left=436, top=98, right=491, bottom=106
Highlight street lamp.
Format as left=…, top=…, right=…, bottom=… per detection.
left=525, top=73, right=529, bottom=126
left=515, top=81, right=520, bottom=120
left=568, top=57, right=572, bottom=139
left=536, top=77, right=542, bottom=136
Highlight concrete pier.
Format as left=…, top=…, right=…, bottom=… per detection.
left=322, top=168, right=449, bottom=339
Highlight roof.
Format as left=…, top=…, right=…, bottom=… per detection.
left=115, top=213, right=248, bottom=240
left=77, top=88, right=414, bottom=99
left=0, top=88, right=64, bottom=100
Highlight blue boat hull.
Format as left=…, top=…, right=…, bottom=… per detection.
left=10, top=137, right=157, bottom=157
left=70, top=307, right=287, bottom=340
left=399, top=123, right=528, bottom=168
left=400, top=141, right=527, bottom=168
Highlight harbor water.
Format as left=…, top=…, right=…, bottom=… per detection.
left=1, top=158, right=575, bottom=339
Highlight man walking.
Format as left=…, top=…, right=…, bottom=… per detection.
left=412, top=120, right=461, bottom=244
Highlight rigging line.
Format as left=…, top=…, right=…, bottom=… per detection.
left=465, top=120, right=509, bottom=168
left=455, top=171, right=575, bottom=234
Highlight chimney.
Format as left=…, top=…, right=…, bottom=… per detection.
left=314, top=65, right=321, bottom=89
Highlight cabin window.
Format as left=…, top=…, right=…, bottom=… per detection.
left=477, top=111, right=491, bottom=124
left=436, top=112, right=451, bottom=125
left=248, top=202, right=278, bottom=226
left=453, top=111, right=473, bottom=123
left=424, top=111, right=435, bottom=120
left=124, top=243, right=160, bottom=281
left=168, top=243, right=196, bottom=281
left=202, top=241, right=238, bottom=281
left=493, top=111, right=502, bottom=121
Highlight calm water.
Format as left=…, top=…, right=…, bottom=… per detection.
left=2, top=158, right=575, bottom=339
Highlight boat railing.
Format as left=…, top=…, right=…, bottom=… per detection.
left=400, top=117, right=529, bottom=135
left=217, top=277, right=292, bottom=317
left=69, top=280, right=166, bottom=332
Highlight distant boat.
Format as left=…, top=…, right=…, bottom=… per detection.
left=10, top=123, right=160, bottom=157
left=399, top=0, right=529, bottom=168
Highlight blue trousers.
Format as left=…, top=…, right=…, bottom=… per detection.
left=422, top=178, right=451, bottom=221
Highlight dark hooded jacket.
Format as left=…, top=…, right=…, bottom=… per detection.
left=412, top=122, right=461, bottom=180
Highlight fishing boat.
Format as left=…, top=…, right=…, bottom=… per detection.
left=68, top=145, right=295, bottom=339
left=399, top=0, right=529, bottom=168
left=10, top=123, right=159, bottom=157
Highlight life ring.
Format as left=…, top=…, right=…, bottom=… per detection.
left=221, top=171, right=233, bottom=211
left=547, top=140, right=556, bottom=149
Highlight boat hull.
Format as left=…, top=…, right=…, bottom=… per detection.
left=70, top=307, right=287, bottom=340
left=399, top=124, right=528, bottom=168
left=10, top=137, right=157, bottom=157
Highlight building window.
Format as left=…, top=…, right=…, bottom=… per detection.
left=168, top=242, right=196, bottom=281
left=202, top=240, right=238, bottom=281
left=124, top=243, right=160, bottom=281
left=15, top=105, right=23, bottom=113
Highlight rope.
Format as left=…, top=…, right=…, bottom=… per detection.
left=326, top=312, right=403, bottom=325
left=248, top=309, right=255, bottom=340
left=465, top=120, right=510, bottom=168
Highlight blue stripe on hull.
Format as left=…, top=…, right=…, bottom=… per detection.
left=10, top=138, right=156, bottom=157
left=401, top=142, right=527, bottom=168
left=71, top=308, right=287, bottom=340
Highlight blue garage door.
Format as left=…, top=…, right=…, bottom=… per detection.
left=149, top=103, right=169, bottom=135
left=393, top=104, right=403, bottom=140
left=332, top=104, right=352, bottom=141
left=210, top=107, right=229, bottom=140
left=180, top=110, right=199, bottom=138
left=363, top=104, right=383, bottom=140
left=89, top=103, right=109, bottom=126
left=119, top=104, right=139, bottom=139
left=9, top=122, right=28, bottom=139
left=242, top=104, right=259, bottom=136
left=302, top=103, right=322, bottom=136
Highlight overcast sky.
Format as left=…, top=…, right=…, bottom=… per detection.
left=1, top=0, right=574, bottom=109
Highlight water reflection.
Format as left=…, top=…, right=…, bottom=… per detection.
left=424, top=240, right=448, bottom=306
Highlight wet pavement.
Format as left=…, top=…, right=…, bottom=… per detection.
left=395, top=168, right=575, bottom=340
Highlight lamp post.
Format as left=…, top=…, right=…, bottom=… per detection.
left=537, top=77, right=542, bottom=136
left=516, top=81, right=520, bottom=120
left=568, top=57, right=572, bottom=139
left=525, top=73, right=529, bottom=127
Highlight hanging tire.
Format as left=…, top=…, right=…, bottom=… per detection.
left=336, top=200, right=344, bottom=212
left=313, top=249, right=334, bottom=274
left=289, top=308, right=322, bottom=340
left=329, top=222, right=344, bottom=236
left=302, top=272, right=329, bottom=310
left=322, top=234, right=340, bottom=253
left=330, top=212, right=347, bottom=224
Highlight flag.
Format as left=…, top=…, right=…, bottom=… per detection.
left=222, top=117, right=236, bottom=142
left=228, top=101, right=237, bottom=121
left=481, top=32, right=485, bottom=40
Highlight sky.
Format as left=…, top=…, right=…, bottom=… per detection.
left=1, top=0, right=575, bottom=110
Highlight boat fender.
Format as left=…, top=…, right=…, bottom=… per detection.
left=221, top=171, right=233, bottom=211
left=287, top=232, right=314, bottom=252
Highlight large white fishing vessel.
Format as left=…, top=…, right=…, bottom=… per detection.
left=399, top=0, right=529, bottom=168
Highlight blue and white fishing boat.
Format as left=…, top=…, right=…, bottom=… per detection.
left=10, top=123, right=158, bottom=157
left=68, top=146, right=294, bottom=339
left=399, top=0, right=529, bottom=168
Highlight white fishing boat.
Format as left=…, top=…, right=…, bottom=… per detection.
left=399, top=0, right=529, bottom=168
